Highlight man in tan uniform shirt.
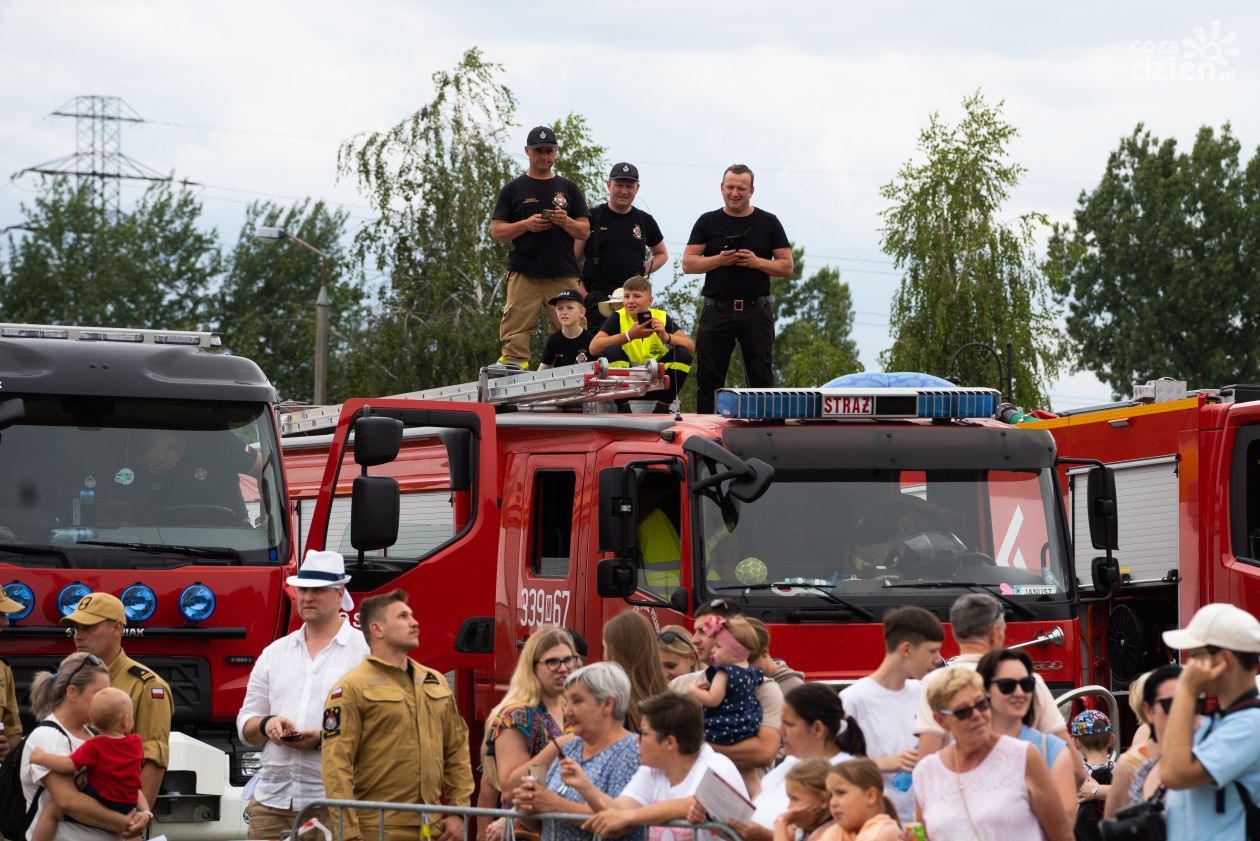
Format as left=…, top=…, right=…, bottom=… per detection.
left=322, top=588, right=473, bottom=841
left=62, top=592, right=174, bottom=807
left=0, top=590, right=25, bottom=759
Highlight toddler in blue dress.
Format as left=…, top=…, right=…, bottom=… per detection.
left=687, top=615, right=764, bottom=745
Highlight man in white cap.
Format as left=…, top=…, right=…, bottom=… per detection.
left=236, top=550, right=369, bottom=839
left=1160, top=602, right=1260, bottom=840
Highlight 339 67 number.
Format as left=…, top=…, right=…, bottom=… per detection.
left=519, top=587, right=571, bottom=628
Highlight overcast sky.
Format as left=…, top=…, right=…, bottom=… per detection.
left=1, top=1, right=1254, bottom=409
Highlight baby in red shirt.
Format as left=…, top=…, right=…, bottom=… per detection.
left=30, top=686, right=147, bottom=840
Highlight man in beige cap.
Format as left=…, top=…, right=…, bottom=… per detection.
left=1160, top=602, right=1260, bottom=841
left=62, top=592, right=174, bottom=808
left=0, top=590, right=24, bottom=759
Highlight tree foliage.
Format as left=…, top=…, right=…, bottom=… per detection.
left=0, top=178, right=220, bottom=329
left=878, top=92, right=1063, bottom=407
left=335, top=48, right=608, bottom=393
left=212, top=200, right=365, bottom=403
left=1046, top=123, right=1260, bottom=396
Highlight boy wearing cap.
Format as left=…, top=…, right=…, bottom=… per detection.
left=575, top=162, right=668, bottom=328
left=0, top=590, right=24, bottom=759
left=61, top=592, right=174, bottom=810
left=1160, top=603, right=1260, bottom=840
left=538, top=288, right=593, bottom=371
left=236, top=550, right=369, bottom=838
left=1070, top=709, right=1114, bottom=835
left=491, top=125, right=591, bottom=369
left=590, top=275, right=694, bottom=413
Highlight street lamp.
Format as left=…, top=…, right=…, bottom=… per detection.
left=255, top=227, right=330, bottom=405
left=947, top=341, right=1014, bottom=402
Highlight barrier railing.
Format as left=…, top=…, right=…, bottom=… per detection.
left=291, top=800, right=743, bottom=841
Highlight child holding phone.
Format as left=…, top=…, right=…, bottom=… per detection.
left=29, top=687, right=147, bottom=841
left=686, top=615, right=763, bottom=745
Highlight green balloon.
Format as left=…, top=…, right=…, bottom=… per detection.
left=735, top=556, right=768, bottom=585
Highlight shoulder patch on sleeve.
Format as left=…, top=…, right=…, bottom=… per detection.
left=323, top=706, right=341, bottom=738
left=128, top=664, right=154, bottom=683
left=330, top=686, right=343, bottom=699
left=150, top=685, right=165, bottom=699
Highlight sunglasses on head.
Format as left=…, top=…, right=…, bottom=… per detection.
left=658, top=630, right=688, bottom=645
left=64, top=652, right=104, bottom=685
left=990, top=676, right=1036, bottom=695
left=939, top=697, right=991, bottom=721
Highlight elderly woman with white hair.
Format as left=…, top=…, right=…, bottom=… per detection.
left=513, top=661, right=643, bottom=841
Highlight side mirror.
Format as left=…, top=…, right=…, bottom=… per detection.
left=598, top=467, right=638, bottom=553
left=350, top=475, right=399, bottom=550
left=1087, top=466, right=1119, bottom=551
left=729, top=457, right=774, bottom=503
left=1091, top=556, right=1122, bottom=594
left=354, top=416, right=403, bottom=466
left=596, top=557, right=637, bottom=598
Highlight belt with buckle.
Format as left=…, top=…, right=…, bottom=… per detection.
left=703, top=295, right=772, bottom=311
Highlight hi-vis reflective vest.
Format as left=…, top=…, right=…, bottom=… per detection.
left=638, top=508, right=681, bottom=589
left=613, top=308, right=692, bottom=374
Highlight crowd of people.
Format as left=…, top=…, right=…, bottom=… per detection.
left=491, top=124, right=793, bottom=413
left=6, top=548, right=1260, bottom=841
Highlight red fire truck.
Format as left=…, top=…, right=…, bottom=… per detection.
left=1021, top=378, right=1260, bottom=692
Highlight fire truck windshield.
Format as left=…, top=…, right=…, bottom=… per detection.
left=698, top=467, right=1069, bottom=600
left=0, top=396, right=286, bottom=565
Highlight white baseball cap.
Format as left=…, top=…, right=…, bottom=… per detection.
left=287, top=550, right=354, bottom=612
left=1162, top=603, right=1260, bottom=653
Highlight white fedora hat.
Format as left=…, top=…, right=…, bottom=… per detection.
left=287, top=550, right=354, bottom=611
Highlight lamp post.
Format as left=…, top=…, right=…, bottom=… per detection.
left=255, top=227, right=329, bottom=405
left=947, top=340, right=1014, bottom=402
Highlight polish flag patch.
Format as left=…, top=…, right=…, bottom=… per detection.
left=330, top=687, right=343, bottom=699
left=151, top=686, right=165, bottom=699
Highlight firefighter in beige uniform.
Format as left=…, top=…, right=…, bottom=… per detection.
left=0, top=590, right=25, bottom=759
left=321, top=588, right=473, bottom=841
left=62, top=592, right=174, bottom=807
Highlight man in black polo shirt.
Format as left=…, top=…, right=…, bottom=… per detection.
left=682, top=163, right=793, bottom=413
left=575, top=162, right=668, bottom=327
left=491, top=125, right=591, bottom=368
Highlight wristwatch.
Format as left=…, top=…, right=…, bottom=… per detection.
left=1090, top=781, right=1100, bottom=798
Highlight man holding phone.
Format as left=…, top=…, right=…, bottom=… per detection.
left=681, top=164, right=793, bottom=413
left=491, top=125, right=591, bottom=368
left=589, top=275, right=694, bottom=413
left=236, top=551, right=369, bottom=839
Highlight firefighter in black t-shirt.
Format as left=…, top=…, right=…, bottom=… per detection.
left=574, top=162, right=668, bottom=327
left=589, top=275, right=694, bottom=413
left=490, top=125, right=591, bottom=369
left=538, top=289, right=593, bottom=370
left=681, top=163, right=793, bottom=413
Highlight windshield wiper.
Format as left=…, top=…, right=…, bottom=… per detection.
left=0, top=543, right=70, bottom=565
left=714, top=583, right=876, bottom=621
left=881, top=580, right=1036, bottom=620
left=74, top=541, right=242, bottom=561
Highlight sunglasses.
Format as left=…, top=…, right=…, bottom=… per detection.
left=990, top=676, right=1036, bottom=695
left=64, top=652, right=104, bottom=685
left=1155, top=697, right=1206, bottom=715
left=538, top=655, right=576, bottom=672
left=658, top=630, right=689, bottom=645
left=939, top=697, right=991, bottom=721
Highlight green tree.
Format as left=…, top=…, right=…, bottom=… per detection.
left=1046, top=123, right=1259, bottom=396
left=213, top=200, right=365, bottom=403
left=336, top=48, right=607, bottom=394
left=878, top=92, right=1063, bottom=407
left=1, top=178, right=220, bottom=329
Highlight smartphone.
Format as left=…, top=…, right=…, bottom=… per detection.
left=722, top=234, right=745, bottom=251
left=280, top=733, right=304, bottom=742
left=527, top=764, right=546, bottom=783
left=637, top=311, right=651, bottom=325
left=541, top=209, right=555, bottom=219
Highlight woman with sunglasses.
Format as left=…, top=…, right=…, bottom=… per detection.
left=1102, top=663, right=1182, bottom=820
left=977, top=649, right=1077, bottom=821
left=657, top=625, right=699, bottom=681
left=20, top=651, right=153, bottom=841
left=912, top=667, right=1071, bottom=841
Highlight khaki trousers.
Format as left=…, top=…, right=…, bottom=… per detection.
left=499, top=272, right=579, bottom=364
left=245, top=798, right=335, bottom=839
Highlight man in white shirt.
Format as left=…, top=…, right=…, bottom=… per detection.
left=584, top=693, right=746, bottom=841
left=840, top=606, right=944, bottom=823
left=236, top=550, right=369, bottom=839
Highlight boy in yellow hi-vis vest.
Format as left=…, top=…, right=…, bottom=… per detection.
left=589, top=275, right=695, bottom=413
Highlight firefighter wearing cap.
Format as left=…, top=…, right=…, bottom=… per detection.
left=575, top=162, right=668, bottom=328
left=61, top=592, right=174, bottom=808
left=321, top=588, right=472, bottom=841
left=0, top=589, right=23, bottom=759
left=490, top=125, right=591, bottom=369
left=590, top=274, right=695, bottom=414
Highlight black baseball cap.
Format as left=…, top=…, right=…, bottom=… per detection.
left=548, top=289, right=584, bottom=306
left=526, top=126, right=559, bottom=149
left=609, top=162, right=639, bottom=182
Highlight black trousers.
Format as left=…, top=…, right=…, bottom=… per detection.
left=603, top=344, right=692, bottom=406
left=695, top=297, right=774, bottom=413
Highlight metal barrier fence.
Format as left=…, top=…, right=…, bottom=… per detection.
left=291, top=800, right=743, bottom=841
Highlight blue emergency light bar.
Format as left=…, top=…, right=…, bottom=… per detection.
left=715, top=386, right=1000, bottom=421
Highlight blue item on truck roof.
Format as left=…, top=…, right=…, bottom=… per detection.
left=824, top=371, right=957, bottom=389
